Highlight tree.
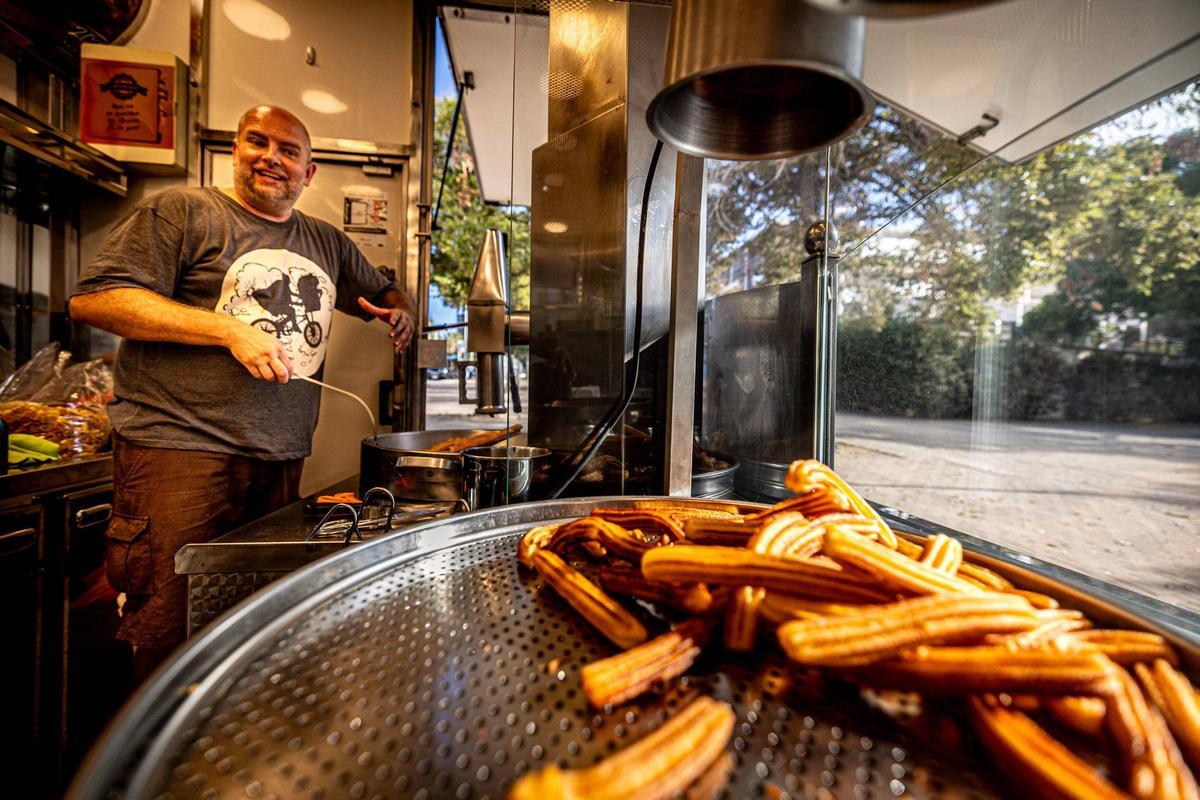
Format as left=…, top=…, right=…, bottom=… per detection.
left=430, top=97, right=531, bottom=309
left=705, top=83, right=1200, bottom=349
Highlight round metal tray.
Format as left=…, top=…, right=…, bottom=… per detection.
left=70, top=498, right=1200, bottom=800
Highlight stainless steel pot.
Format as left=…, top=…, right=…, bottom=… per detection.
left=359, top=429, right=494, bottom=502
left=462, top=445, right=553, bottom=510
left=691, top=457, right=740, bottom=499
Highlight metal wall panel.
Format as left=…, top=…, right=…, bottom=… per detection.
left=701, top=277, right=819, bottom=490
left=529, top=106, right=627, bottom=450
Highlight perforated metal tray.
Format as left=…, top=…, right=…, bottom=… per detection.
left=70, top=498, right=1200, bottom=800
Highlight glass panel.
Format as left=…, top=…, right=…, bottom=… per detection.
left=0, top=144, right=17, bottom=377
left=834, top=80, right=1200, bottom=612
left=704, top=154, right=826, bottom=299
left=701, top=153, right=831, bottom=497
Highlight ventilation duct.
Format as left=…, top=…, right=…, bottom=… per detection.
left=646, top=0, right=872, bottom=160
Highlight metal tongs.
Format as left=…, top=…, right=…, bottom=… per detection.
left=306, top=487, right=397, bottom=545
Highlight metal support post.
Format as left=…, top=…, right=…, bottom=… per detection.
left=664, top=153, right=707, bottom=496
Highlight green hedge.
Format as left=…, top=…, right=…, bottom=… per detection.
left=837, top=320, right=1200, bottom=423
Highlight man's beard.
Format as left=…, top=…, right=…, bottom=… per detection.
left=235, top=169, right=301, bottom=216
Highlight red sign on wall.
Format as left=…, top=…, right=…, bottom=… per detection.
left=80, top=58, right=175, bottom=148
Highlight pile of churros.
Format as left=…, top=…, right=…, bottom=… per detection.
left=509, top=458, right=1200, bottom=800
left=427, top=423, right=523, bottom=452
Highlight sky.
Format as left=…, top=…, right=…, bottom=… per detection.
left=428, top=19, right=463, bottom=324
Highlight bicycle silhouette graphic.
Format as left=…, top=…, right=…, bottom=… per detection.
left=251, top=273, right=324, bottom=348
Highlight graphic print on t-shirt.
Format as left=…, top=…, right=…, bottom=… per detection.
left=214, top=248, right=336, bottom=377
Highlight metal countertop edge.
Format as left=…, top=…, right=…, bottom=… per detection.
left=69, top=496, right=1200, bottom=799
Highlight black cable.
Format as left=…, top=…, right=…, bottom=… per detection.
left=432, top=72, right=473, bottom=231
left=548, top=138, right=665, bottom=499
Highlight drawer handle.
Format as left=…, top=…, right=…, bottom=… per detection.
left=76, top=503, right=113, bottom=529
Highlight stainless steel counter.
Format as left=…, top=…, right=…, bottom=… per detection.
left=175, top=478, right=453, bottom=635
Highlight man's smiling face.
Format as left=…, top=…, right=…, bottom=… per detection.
left=231, top=107, right=316, bottom=221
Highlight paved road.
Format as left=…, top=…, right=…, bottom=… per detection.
left=425, top=378, right=529, bottom=431
left=836, top=413, right=1200, bottom=614
left=424, top=380, right=1200, bottom=613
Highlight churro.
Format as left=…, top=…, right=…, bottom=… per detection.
left=969, top=695, right=1134, bottom=800
left=783, top=459, right=899, bottom=548
left=723, top=586, right=765, bottom=651
left=1135, top=660, right=1200, bottom=774
left=507, top=696, right=735, bottom=800
left=744, top=487, right=857, bottom=523
left=597, top=563, right=717, bottom=615
left=1045, top=696, right=1110, bottom=739
left=681, top=517, right=759, bottom=547
left=591, top=508, right=687, bottom=542
left=1106, top=667, right=1200, bottom=800
left=549, top=517, right=659, bottom=563
left=758, top=594, right=878, bottom=625
left=532, top=550, right=648, bottom=649
left=984, top=612, right=1092, bottom=649
left=776, top=593, right=1039, bottom=666
left=919, top=534, right=963, bottom=574
left=893, top=536, right=926, bottom=561
left=958, top=560, right=1015, bottom=591
left=518, top=523, right=562, bottom=568
left=428, top=424, right=522, bottom=452
left=1063, top=630, right=1179, bottom=667
left=581, top=619, right=711, bottom=708
left=822, top=527, right=983, bottom=595
left=859, top=646, right=1119, bottom=696
left=641, top=545, right=893, bottom=604
left=1010, top=589, right=1062, bottom=610
left=724, top=513, right=821, bottom=651
left=631, top=499, right=742, bottom=516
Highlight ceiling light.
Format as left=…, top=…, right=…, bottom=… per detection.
left=301, top=89, right=348, bottom=115
left=543, top=221, right=568, bottom=234
left=222, top=0, right=291, bottom=41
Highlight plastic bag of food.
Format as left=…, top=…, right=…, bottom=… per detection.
left=0, top=342, right=63, bottom=402
left=0, top=344, right=112, bottom=465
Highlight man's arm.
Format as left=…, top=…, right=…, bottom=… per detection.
left=356, top=287, right=417, bottom=352
left=70, top=287, right=293, bottom=382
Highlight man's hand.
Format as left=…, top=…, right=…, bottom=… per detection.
left=358, top=296, right=416, bottom=352
left=224, top=320, right=293, bottom=382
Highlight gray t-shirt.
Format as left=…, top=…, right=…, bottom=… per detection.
left=74, top=186, right=395, bottom=460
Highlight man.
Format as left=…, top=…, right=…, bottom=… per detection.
left=70, top=106, right=416, bottom=676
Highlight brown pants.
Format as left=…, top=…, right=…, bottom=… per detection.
left=105, top=436, right=302, bottom=661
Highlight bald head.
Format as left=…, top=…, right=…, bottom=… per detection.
left=230, top=105, right=317, bottom=221
left=237, top=106, right=312, bottom=155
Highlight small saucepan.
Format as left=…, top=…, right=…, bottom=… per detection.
left=462, top=445, right=553, bottom=510
left=360, top=429, right=502, bottom=502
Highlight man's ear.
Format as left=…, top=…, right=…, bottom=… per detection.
left=304, top=160, right=317, bottom=186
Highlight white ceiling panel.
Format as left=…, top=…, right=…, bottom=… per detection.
left=442, top=9, right=549, bottom=206
left=864, top=0, right=1200, bottom=161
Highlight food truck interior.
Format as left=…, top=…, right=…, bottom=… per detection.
left=0, top=0, right=1197, bottom=797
